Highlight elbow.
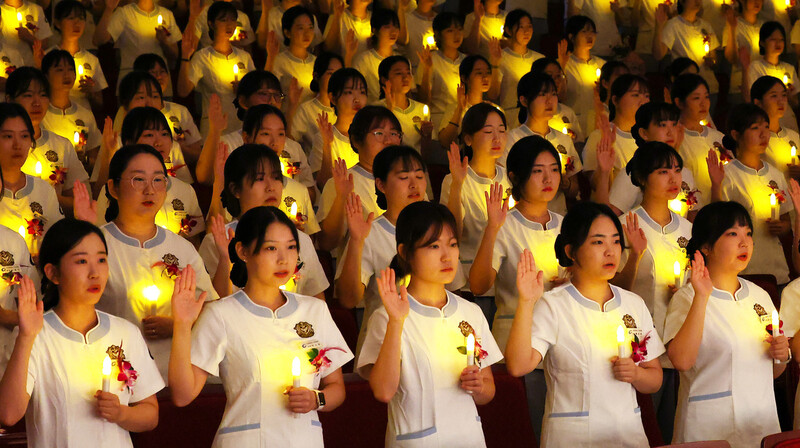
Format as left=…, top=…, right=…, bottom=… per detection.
left=0, top=408, right=23, bottom=428
left=469, top=278, right=489, bottom=297
left=168, top=390, right=194, bottom=408
left=371, top=388, right=395, bottom=404
left=505, top=362, right=529, bottom=378
left=667, top=351, right=693, bottom=372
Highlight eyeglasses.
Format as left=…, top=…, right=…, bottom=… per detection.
left=121, top=175, right=168, bottom=192
left=370, top=130, right=403, bottom=142
left=261, top=92, right=285, bottom=102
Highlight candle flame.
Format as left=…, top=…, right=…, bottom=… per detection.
left=143, top=285, right=159, bottom=303
left=785, top=74, right=790, bottom=84
left=34, top=161, right=42, bottom=175
left=616, top=324, right=625, bottom=344
left=73, top=131, right=80, bottom=144
left=77, top=65, right=84, bottom=76
left=231, top=27, right=240, bottom=40
left=507, top=195, right=516, bottom=208
left=424, top=33, right=435, bottom=48
left=773, top=310, right=780, bottom=330
left=233, top=64, right=239, bottom=76
left=561, top=126, right=569, bottom=135
left=466, top=333, right=475, bottom=353
left=699, top=119, right=707, bottom=127
left=704, top=42, right=710, bottom=54
left=279, top=284, right=287, bottom=290
left=673, top=260, right=681, bottom=277
left=102, top=355, right=112, bottom=376
left=499, top=25, right=504, bottom=36
left=793, top=146, right=797, bottom=157
left=786, top=0, right=791, bottom=7
left=17, top=225, right=25, bottom=238
left=668, top=198, right=684, bottom=214
left=595, top=68, right=601, bottom=81
left=16, top=12, right=22, bottom=22
left=423, top=104, right=429, bottom=117
left=771, top=192, right=777, bottom=207
left=157, top=14, right=163, bottom=26
left=291, top=356, right=301, bottom=377
left=290, top=202, right=298, bottom=216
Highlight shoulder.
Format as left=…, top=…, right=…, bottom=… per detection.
left=740, top=277, right=772, bottom=302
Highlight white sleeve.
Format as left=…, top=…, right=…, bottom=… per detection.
left=127, top=326, right=166, bottom=402
left=356, top=308, right=389, bottom=377
left=662, top=285, right=694, bottom=344
left=475, top=306, right=503, bottom=367
left=608, top=172, right=639, bottom=213
left=781, top=278, right=800, bottom=337
left=186, top=248, right=219, bottom=300
left=165, top=11, right=182, bottom=44
left=582, top=130, right=601, bottom=172
left=198, top=233, right=220, bottom=277
left=316, top=302, right=354, bottom=376
left=62, top=145, right=90, bottom=189
left=634, top=300, right=666, bottom=362
left=298, top=236, right=329, bottom=298
left=183, top=188, right=206, bottom=237
left=190, top=305, right=227, bottom=376
left=316, top=179, right=336, bottom=223
left=660, top=20, right=676, bottom=50
left=107, top=8, right=126, bottom=41
left=530, top=295, right=558, bottom=360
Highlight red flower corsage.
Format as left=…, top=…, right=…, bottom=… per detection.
left=457, top=333, right=489, bottom=366
left=166, top=164, right=186, bottom=178
left=75, top=129, right=88, bottom=148
left=307, top=347, right=346, bottom=374
left=564, top=156, right=575, bottom=173
left=180, top=216, right=198, bottom=234
left=4, top=65, right=16, bottom=76
left=48, top=166, right=67, bottom=185
left=152, top=253, right=181, bottom=279
left=26, top=218, right=43, bottom=236
left=766, top=320, right=784, bottom=336
left=684, top=189, right=699, bottom=208
left=630, top=332, right=651, bottom=363
left=2, top=271, right=22, bottom=286
left=718, top=149, right=733, bottom=164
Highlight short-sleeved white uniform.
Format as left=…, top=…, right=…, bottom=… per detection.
left=721, top=159, right=793, bottom=283
left=765, top=127, right=800, bottom=181
left=194, top=6, right=254, bottom=48
left=22, top=130, right=89, bottom=195
left=106, top=4, right=180, bottom=80
left=402, top=10, right=434, bottom=70
left=309, top=125, right=358, bottom=173
left=353, top=49, right=398, bottom=104
left=266, top=4, right=323, bottom=51
left=24, top=310, right=164, bottom=448
left=463, top=11, right=506, bottom=59
left=532, top=283, right=666, bottom=447
left=747, top=60, right=799, bottom=132
left=191, top=290, right=353, bottom=447
left=162, top=100, right=202, bottom=146
left=416, top=50, right=465, bottom=130
left=571, top=0, right=621, bottom=56
left=323, top=9, right=372, bottom=55
left=0, top=174, right=63, bottom=255
left=660, top=16, right=720, bottom=93
left=678, top=125, right=726, bottom=203
left=550, top=103, right=583, bottom=143
left=0, top=1, right=52, bottom=64
left=45, top=46, right=108, bottom=110
left=391, top=98, right=435, bottom=152
left=292, top=97, right=335, bottom=152
left=498, top=48, right=544, bottom=129
left=778, top=278, right=800, bottom=428
left=357, top=290, right=503, bottom=447
left=664, top=279, right=781, bottom=447
left=99, top=222, right=219, bottom=379
left=41, top=102, right=101, bottom=152
left=272, top=50, right=316, bottom=106
left=0, top=227, right=37, bottom=374
left=0, top=41, right=25, bottom=78
left=582, top=127, right=638, bottom=186
left=722, top=17, right=762, bottom=94
left=564, top=54, right=605, bottom=135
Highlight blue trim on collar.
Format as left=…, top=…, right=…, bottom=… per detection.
left=226, top=220, right=238, bottom=232
left=616, top=128, right=632, bottom=140
left=510, top=209, right=558, bottom=231
left=36, top=131, right=50, bottom=147
left=730, top=159, right=768, bottom=175
left=633, top=207, right=680, bottom=234
left=48, top=103, right=77, bottom=116
left=375, top=216, right=396, bottom=235
left=407, top=290, right=459, bottom=318
left=104, top=222, right=167, bottom=249
left=44, top=310, right=111, bottom=344
left=565, top=283, right=621, bottom=312
left=232, top=289, right=299, bottom=318
left=710, top=278, right=749, bottom=301
left=3, top=175, right=35, bottom=199
left=351, top=164, right=374, bottom=180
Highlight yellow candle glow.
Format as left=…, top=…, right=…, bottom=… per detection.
left=233, top=64, right=239, bottom=82
left=157, top=14, right=163, bottom=26
left=704, top=42, right=710, bottom=54
left=16, top=12, right=22, bottom=24
left=595, top=67, right=601, bottom=82
left=17, top=225, right=25, bottom=238
left=561, top=126, right=569, bottom=135
left=773, top=309, right=781, bottom=363
left=499, top=24, right=504, bottom=36
left=771, top=193, right=779, bottom=220
left=507, top=195, right=516, bottom=208
left=668, top=198, right=685, bottom=216
left=424, top=33, right=435, bottom=48
left=786, top=0, right=791, bottom=8
left=231, top=27, right=240, bottom=41
left=73, top=131, right=80, bottom=145
left=423, top=104, right=429, bottom=120
left=77, top=65, right=84, bottom=77
left=290, top=202, right=298, bottom=217
left=466, top=333, right=475, bottom=366
left=34, top=161, right=42, bottom=175
left=143, top=285, right=159, bottom=316
left=616, top=325, right=626, bottom=358
left=699, top=119, right=707, bottom=127
left=792, top=145, right=798, bottom=165
left=102, top=355, right=112, bottom=392
left=673, top=260, right=682, bottom=287
left=784, top=74, right=790, bottom=84
left=291, top=356, right=301, bottom=417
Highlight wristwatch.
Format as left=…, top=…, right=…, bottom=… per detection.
left=314, top=390, right=326, bottom=410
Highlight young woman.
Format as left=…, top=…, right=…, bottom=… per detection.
left=438, top=54, right=502, bottom=149
left=199, top=144, right=328, bottom=299
left=502, top=72, right=581, bottom=214
left=563, top=15, right=606, bottom=136
left=464, top=0, right=505, bottom=58
left=335, top=145, right=427, bottom=351
left=352, top=8, right=402, bottom=103
left=0, top=218, right=163, bottom=447
left=75, top=144, right=218, bottom=380
left=0, top=102, right=63, bottom=257
left=6, top=67, right=89, bottom=211
left=0, top=0, right=52, bottom=64
left=357, top=201, right=502, bottom=446
left=505, top=201, right=665, bottom=447
left=266, top=6, right=317, bottom=106
left=664, top=201, right=786, bottom=446
left=778, top=178, right=800, bottom=430
left=398, top=0, right=435, bottom=71
left=752, top=75, right=800, bottom=182
left=170, top=206, right=353, bottom=446
left=441, top=103, right=510, bottom=293
left=291, top=53, right=342, bottom=152
left=672, top=73, right=726, bottom=204
left=497, top=9, right=543, bottom=130
left=177, top=1, right=256, bottom=134
left=258, top=0, right=322, bottom=52
left=192, top=0, right=255, bottom=49
left=378, top=55, right=434, bottom=156
left=720, top=103, right=792, bottom=285
left=530, top=57, right=583, bottom=142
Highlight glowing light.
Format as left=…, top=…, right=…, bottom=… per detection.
left=771, top=193, right=780, bottom=220
left=499, top=24, right=504, bottom=36
left=771, top=193, right=777, bottom=207
left=290, top=202, right=298, bottom=217
left=16, top=12, right=22, bottom=24
left=233, top=64, right=239, bottom=82
left=466, top=333, right=475, bottom=366
left=595, top=68, right=601, bottom=81
left=291, top=356, right=301, bottom=384
left=230, top=27, right=240, bottom=41
left=77, top=65, right=84, bottom=77
left=143, top=285, right=159, bottom=316
left=668, top=198, right=685, bottom=215
left=279, top=284, right=287, bottom=290
left=699, top=119, right=707, bottom=127
left=792, top=145, right=797, bottom=165
left=73, top=131, right=80, bottom=144
left=157, top=14, right=163, bottom=26
left=17, top=225, right=25, bottom=238
left=424, top=33, right=435, bottom=48
left=786, top=0, right=791, bottom=8
left=784, top=74, right=790, bottom=85
left=704, top=42, right=710, bottom=54
left=773, top=310, right=780, bottom=337
left=561, top=126, right=569, bottom=135
left=617, top=324, right=626, bottom=358
left=423, top=104, right=429, bottom=120
left=102, top=355, right=112, bottom=392
left=507, top=195, right=516, bottom=208
left=34, top=161, right=42, bottom=175
left=673, top=260, right=682, bottom=287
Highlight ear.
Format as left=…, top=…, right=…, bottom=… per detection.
left=235, top=241, right=248, bottom=263
left=463, top=134, right=473, bottom=147
left=241, top=131, right=251, bottom=144
left=518, top=96, right=529, bottom=109
left=237, top=94, right=248, bottom=109
left=328, top=91, right=336, bottom=105
left=730, top=129, right=740, bottom=141
left=564, top=244, right=575, bottom=263
left=107, top=179, right=119, bottom=200
left=44, top=263, right=60, bottom=285
left=637, top=126, right=649, bottom=141
left=375, top=177, right=387, bottom=196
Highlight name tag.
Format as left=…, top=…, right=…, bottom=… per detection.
left=301, top=340, right=321, bottom=350
left=627, top=328, right=643, bottom=340
left=760, top=315, right=771, bottom=324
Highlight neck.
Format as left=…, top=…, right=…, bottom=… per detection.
left=350, top=4, right=367, bottom=17
left=406, top=277, right=447, bottom=308
left=614, top=115, right=634, bottom=132
left=466, top=88, right=483, bottom=105
left=138, top=0, right=154, bottom=11
left=376, top=41, right=394, bottom=57
left=574, top=47, right=591, bottom=61
left=50, top=90, right=71, bottom=108
left=113, top=215, right=158, bottom=244
left=442, top=47, right=459, bottom=60
left=335, top=114, right=353, bottom=136
left=765, top=53, right=780, bottom=65
left=33, top=122, right=42, bottom=140
left=61, top=38, right=80, bottom=54
left=2, top=169, right=25, bottom=192
left=288, top=44, right=308, bottom=59
left=770, top=116, right=782, bottom=133
left=357, top=159, right=373, bottom=173
left=737, top=150, right=764, bottom=170
left=743, top=11, right=757, bottom=23
left=389, top=91, right=409, bottom=109
left=527, top=115, right=550, bottom=135
left=213, top=39, right=232, bottom=54
left=316, top=92, right=331, bottom=107
left=707, top=266, right=741, bottom=295
left=681, top=115, right=703, bottom=133
left=510, top=40, right=527, bottom=55
left=682, top=10, right=698, bottom=22
left=640, top=196, right=672, bottom=226
left=416, top=5, right=434, bottom=16
left=485, top=3, right=499, bottom=14
left=243, top=282, right=286, bottom=311
left=470, top=155, right=496, bottom=179
left=54, top=302, right=99, bottom=336
left=570, top=271, right=613, bottom=306
left=383, top=205, right=401, bottom=225
left=515, top=198, right=550, bottom=224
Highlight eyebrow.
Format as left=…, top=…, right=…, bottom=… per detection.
left=71, top=251, right=108, bottom=256
left=589, top=233, right=620, bottom=237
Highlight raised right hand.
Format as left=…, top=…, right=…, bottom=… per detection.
left=332, top=158, right=354, bottom=196
left=101, top=116, right=118, bottom=155
left=16, top=275, right=42, bottom=338
left=209, top=215, right=234, bottom=261
left=208, top=94, right=228, bottom=133
left=705, top=148, right=725, bottom=187
left=516, top=249, right=544, bottom=305
left=377, top=268, right=409, bottom=322
left=317, top=112, right=334, bottom=148
left=689, top=251, right=712, bottom=301
left=171, top=265, right=208, bottom=326
left=72, top=180, right=97, bottom=223
left=448, top=142, right=469, bottom=186
left=345, top=192, right=374, bottom=242
left=484, top=182, right=508, bottom=230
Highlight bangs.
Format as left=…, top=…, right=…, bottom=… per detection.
left=244, top=154, right=281, bottom=185
left=390, top=152, right=426, bottom=174
left=415, top=217, right=458, bottom=249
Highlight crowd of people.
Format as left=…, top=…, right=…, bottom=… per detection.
left=0, top=0, right=799, bottom=446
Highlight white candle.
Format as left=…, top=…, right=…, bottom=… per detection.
left=143, top=285, right=159, bottom=316
left=102, top=355, right=112, bottom=392
left=157, top=14, right=163, bottom=26
left=466, top=333, right=475, bottom=367
left=34, top=161, right=42, bottom=175
left=699, top=119, right=707, bottom=127
left=771, top=193, right=779, bottom=220
left=673, top=260, right=682, bottom=287
left=233, top=64, right=239, bottom=82
left=73, top=131, right=80, bottom=145
left=291, top=356, right=301, bottom=418
left=784, top=73, right=791, bottom=85
left=773, top=310, right=781, bottom=364
left=77, top=65, right=84, bottom=77
left=617, top=325, right=626, bottom=358
left=595, top=68, right=601, bottom=82
left=16, top=12, right=22, bottom=25
left=792, top=145, right=797, bottom=165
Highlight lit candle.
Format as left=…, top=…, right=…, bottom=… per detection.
left=668, top=198, right=685, bottom=216
left=466, top=333, right=475, bottom=366
left=34, top=161, right=42, bottom=175
left=784, top=73, right=790, bottom=85
left=17, top=225, right=25, bottom=238
left=143, top=285, right=159, bottom=316
left=507, top=195, right=516, bottom=209
left=786, top=0, right=791, bottom=8
left=424, top=33, right=435, bottom=48
left=561, top=126, right=569, bottom=135
left=792, top=145, right=797, bottom=165
left=595, top=67, right=601, bottom=82
left=699, top=119, right=707, bottom=127
left=499, top=24, right=504, bottom=36
left=73, top=130, right=80, bottom=145
left=773, top=310, right=781, bottom=364
left=771, top=193, right=779, bottom=220
left=233, top=64, right=239, bottom=82
left=102, top=355, right=112, bottom=392
left=77, top=65, right=84, bottom=77
left=673, top=260, right=682, bottom=287
left=422, top=104, right=429, bottom=120
left=16, top=12, right=22, bottom=25
left=291, top=356, right=301, bottom=418
left=290, top=202, right=298, bottom=219
left=617, top=325, right=626, bottom=358
left=230, top=27, right=240, bottom=41
left=704, top=42, right=710, bottom=55
left=157, top=14, right=163, bottom=26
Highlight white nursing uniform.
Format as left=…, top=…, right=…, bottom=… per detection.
left=22, top=130, right=89, bottom=195
left=564, top=54, right=605, bottom=135
left=323, top=9, right=372, bottom=55
left=292, top=97, right=335, bottom=152
left=463, top=11, right=506, bottom=59
left=765, top=127, right=800, bottom=180
left=353, top=49, right=397, bottom=104
left=721, top=17, right=762, bottom=95
left=402, top=10, right=434, bottom=70
left=162, top=101, right=202, bottom=147
left=660, top=16, right=720, bottom=94
left=778, top=278, right=800, bottom=429
left=41, top=101, right=101, bottom=153
left=678, top=125, right=726, bottom=203
left=45, top=46, right=108, bottom=110
left=747, top=60, right=799, bottom=132
left=309, top=125, right=357, bottom=173
left=0, top=174, right=63, bottom=255
left=0, top=227, right=37, bottom=374
left=272, top=50, right=316, bottom=106
left=193, top=6, right=255, bottom=48
left=106, top=4, right=181, bottom=82
left=550, top=103, right=583, bottom=143
left=391, top=98, right=435, bottom=152
left=416, top=50, right=465, bottom=131
left=0, top=0, right=52, bottom=64
left=498, top=48, right=544, bottom=129
left=609, top=168, right=702, bottom=216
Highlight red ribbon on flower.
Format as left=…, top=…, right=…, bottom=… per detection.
left=167, top=164, right=186, bottom=178
left=684, top=189, right=699, bottom=208
left=309, top=347, right=346, bottom=373
left=564, top=157, right=575, bottom=174
left=48, top=166, right=67, bottom=185
left=114, top=342, right=138, bottom=392
left=152, top=261, right=180, bottom=279
left=26, top=218, right=43, bottom=236
left=630, top=332, right=651, bottom=363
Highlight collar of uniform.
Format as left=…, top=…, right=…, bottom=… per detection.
left=394, top=99, right=416, bottom=115
left=502, top=47, right=533, bottom=60
left=233, top=289, right=299, bottom=318
left=313, top=98, right=334, bottom=113
left=709, top=278, right=749, bottom=301
left=209, top=47, right=239, bottom=61
left=333, top=125, right=349, bottom=143
left=226, top=220, right=238, bottom=232
left=467, top=166, right=500, bottom=185
left=616, top=127, right=632, bottom=139
left=283, top=50, right=314, bottom=64
left=678, top=16, right=702, bottom=27
left=569, top=54, right=595, bottom=65
left=730, top=158, right=768, bottom=175
left=345, top=9, right=370, bottom=23
left=565, top=283, right=621, bottom=312
left=132, top=4, right=160, bottom=17
left=44, top=310, right=111, bottom=344
left=351, top=164, right=374, bottom=180
left=407, top=290, right=459, bottom=318
left=48, top=103, right=77, bottom=116
left=633, top=207, right=679, bottom=234
left=435, top=50, right=465, bottom=65
left=375, top=215, right=396, bottom=235
left=3, top=174, right=35, bottom=199
left=772, top=128, right=788, bottom=139
left=510, top=208, right=557, bottom=231
left=104, top=221, right=167, bottom=248
left=35, top=130, right=50, bottom=147
left=410, top=10, right=434, bottom=21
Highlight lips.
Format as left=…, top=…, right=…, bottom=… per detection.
left=142, top=201, right=155, bottom=207
left=441, top=267, right=453, bottom=272
left=274, top=271, right=290, bottom=278
left=408, top=192, right=421, bottom=199
left=542, top=186, right=553, bottom=192
left=88, top=285, right=101, bottom=293
left=737, top=254, right=748, bottom=261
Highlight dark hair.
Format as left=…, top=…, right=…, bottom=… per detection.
left=349, top=105, right=401, bottom=153
left=685, top=201, right=753, bottom=260
left=670, top=73, right=709, bottom=106
left=432, top=12, right=463, bottom=49
left=759, top=21, right=785, bottom=55
left=389, top=201, right=459, bottom=278
left=460, top=103, right=506, bottom=160
left=242, top=104, right=287, bottom=139
left=516, top=71, right=557, bottom=124
left=53, top=0, right=86, bottom=32
left=608, top=74, right=647, bottom=121
left=105, top=145, right=167, bottom=222
left=120, top=106, right=171, bottom=145
left=310, top=52, right=344, bottom=93
left=234, top=70, right=282, bottom=120
left=370, top=8, right=400, bottom=46
left=0, top=102, right=35, bottom=143
left=5, top=66, right=50, bottom=100
left=506, top=135, right=562, bottom=201
left=625, top=141, right=684, bottom=189
left=667, top=57, right=700, bottom=87
left=750, top=75, right=785, bottom=102
left=721, top=103, right=769, bottom=154
left=599, top=61, right=629, bottom=103
left=221, top=144, right=284, bottom=218
left=281, top=6, right=315, bottom=46
left=39, top=219, right=107, bottom=311
left=118, top=71, right=162, bottom=110
left=378, top=56, right=411, bottom=99
left=327, top=68, right=367, bottom=115
left=530, top=57, right=561, bottom=75
left=504, top=9, right=533, bottom=40
left=207, top=1, right=238, bottom=40
left=554, top=202, right=626, bottom=267
left=459, top=55, right=491, bottom=94
left=229, top=206, right=299, bottom=288
left=42, top=49, right=76, bottom=75
left=373, top=145, right=427, bottom=210
left=133, top=53, right=169, bottom=73
left=565, top=15, right=596, bottom=52
left=631, top=102, right=681, bottom=146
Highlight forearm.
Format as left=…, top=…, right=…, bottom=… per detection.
left=256, top=8, right=269, bottom=48
left=162, top=42, right=179, bottom=62
left=94, top=11, right=114, bottom=46
left=504, top=300, right=540, bottom=376
left=116, top=397, right=158, bottom=432
left=323, top=21, right=341, bottom=53
left=0, top=334, right=34, bottom=426
left=177, top=62, right=194, bottom=98
left=335, top=240, right=366, bottom=308
left=317, top=201, right=347, bottom=251
left=179, top=140, right=202, bottom=167
left=418, top=69, right=431, bottom=104
left=468, top=228, right=499, bottom=295
left=318, top=374, right=346, bottom=411
left=465, top=20, right=481, bottom=55
left=368, top=319, right=404, bottom=402
left=316, top=144, right=335, bottom=191
left=631, top=363, right=662, bottom=394
left=196, top=128, right=222, bottom=184
left=488, top=69, right=500, bottom=100
left=438, top=121, right=460, bottom=148
left=168, top=322, right=204, bottom=406
left=212, top=258, right=232, bottom=297
left=264, top=52, right=277, bottom=72
left=667, top=297, right=708, bottom=371
left=446, top=182, right=464, bottom=237
left=653, top=26, right=666, bottom=60
left=774, top=362, right=788, bottom=378
left=471, top=371, right=495, bottom=405
left=611, top=251, right=642, bottom=290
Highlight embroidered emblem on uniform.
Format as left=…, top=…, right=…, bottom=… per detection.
left=295, top=321, right=315, bottom=338
left=0, top=251, right=21, bottom=286
left=0, top=252, right=14, bottom=267
left=44, top=150, right=58, bottom=162
left=283, top=196, right=297, bottom=208
left=754, top=303, right=768, bottom=317
left=152, top=253, right=181, bottom=279
left=106, top=342, right=139, bottom=392
left=458, top=320, right=474, bottom=337
left=75, top=119, right=85, bottom=128
left=26, top=203, right=45, bottom=236
left=622, top=314, right=637, bottom=329
left=677, top=236, right=689, bottom=249
left=83, top=62, right=93, bottom=71
left=30, top=202, right=43, bottom=215
left=280, top=150, right=291, bottom=159
left=556, top=144, right=567, bottom=155
left=172, top=199, right=185, bottom=211
left=169, top=116, right=184, bottom=138
left=562, top=116, right=570, bottom=124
